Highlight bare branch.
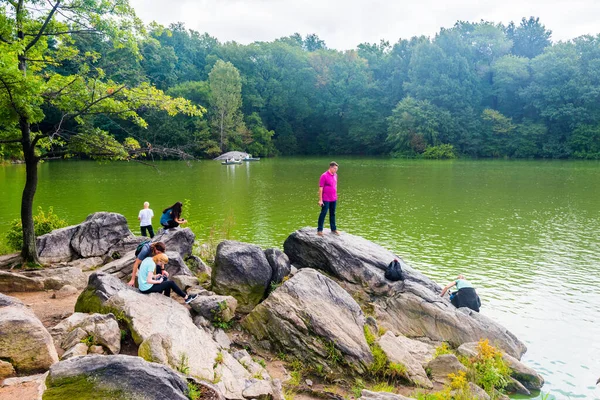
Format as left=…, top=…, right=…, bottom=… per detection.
left=25, top=0, right=61, bottom=52
left=31, top=134, right=47, bottom=147
left=43, top=76, right=79, bottom=99
left=0, top=76, right=22, bottom=117
left=66, top=85, right=126, bottom=121
left=0, top=36, right=12, bottom=44
left=0, top=138, right=22, bottom=144
left=23, top=29, right=100, bottom=37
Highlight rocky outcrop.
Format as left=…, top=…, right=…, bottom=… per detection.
left=153, top=227, right=195, bottom=258
left=0, top=267, right=86, bottom=292
left=75, top=272, right=219, bottom=380
left=264, top=248, right=291, bottom=285
left=190, top=295, right=238, bottom=323
left=212, top=241, right=273, bottom=313
left=44, top=355, right=223, bottom=400
left=242, top=268, right=373, bottom=374
left=0, top=293, right=58, bottom=374
left=283, top=228, right=526, bottom=359
left=36, top=212, right=138, bottom=264
left=36, top=225, right=79, bottom=263
left=360, top=390, right=412, bottom=400
left=377, top=332, right=433, bottom=388
left=425, top=354, right=468, bottom=384
left=457, top=342, right=544, bottom=390
left=97, top=250, right=193, bottom=281
left=50, top=312, right=121, bottom=356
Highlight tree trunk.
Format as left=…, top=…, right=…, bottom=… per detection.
left=20, top=117, right=39, bottom=263
left=18, top=47, right=40, bottom=264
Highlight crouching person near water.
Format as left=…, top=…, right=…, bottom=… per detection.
left=440, top=274, right=481, bottom=312
left=138, top=254, right=198, bottom=304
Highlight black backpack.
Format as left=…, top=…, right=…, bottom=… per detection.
left=135, top=240, right=151, bottom=257
left=385, top=259, right=404, bottom=281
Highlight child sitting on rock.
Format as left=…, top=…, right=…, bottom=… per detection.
left=138, top=253, right=197, bottom=304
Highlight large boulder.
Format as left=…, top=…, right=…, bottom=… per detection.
left=36, top=225, right=79, bottom=263
left=50, top=312, right=121, bottom=355
left=75, top=272, right=220, bottom=380
left=71, top=212, right=134, bottom=258
left=264, top=248, right=291, bottom=285
left=242, top=268, right=373, bottom=374
left=212, top=241, right=273, bottom=313
left=44, top=355, right=223, bottom=400
left=37, top=212, right=139, bottom=264
left=153, top=227, right=195, bottom=258
left=190, top=295, right=238, bottom=323
left=425, top=354, right=468, bottom=385
left=0, top=293, right=58, bottom=373
left=360, top=390, right=412, bottom=400
left=377, top=332, right=433, bottom=388
left=283, top=228, right=526, bottom=359
left=457, top=342, right=544, bottom=390
left=0, top=267, right=86, bottom=292
left=0, top=270, right=44, bottom=292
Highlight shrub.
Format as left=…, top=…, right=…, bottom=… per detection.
left=471, top=339, right=511, bottom=395
left=422, top=144, right=457, bottom=159
left=6, top=206, right=67, bottom=250
left=433, top=342, right=453, bottom=358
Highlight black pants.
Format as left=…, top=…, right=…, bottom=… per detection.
left=318, top=201, right=337, bottom=231
left=141, top=225, right=155, bottom=238
left=161, top=220, right=179, bottom=229
left=451, top=288, right=481, bottom=312
left=141, top=280, right=186, bottom=298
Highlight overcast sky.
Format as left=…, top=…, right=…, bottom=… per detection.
left=129, top=0, right=600, bottom=50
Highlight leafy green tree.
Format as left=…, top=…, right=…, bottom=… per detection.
left=208, top=60, right=245, bottom=151
left=0, top=0, right=201, bottom=262
left=507, top=17, right=552, bottom=58
left=386, top=96, right=454, bottom=155
left=244, top=112, right=275, bottom=157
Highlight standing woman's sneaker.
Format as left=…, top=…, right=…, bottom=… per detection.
left=185, top=294, right=198, bottom=304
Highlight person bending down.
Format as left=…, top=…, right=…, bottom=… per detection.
left=160, top=201, right=187, bottom=230
left=440, top=274, right=481, bottom=312
left=138, top=253, right=197, bottom=304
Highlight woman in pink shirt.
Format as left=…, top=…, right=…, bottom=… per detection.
left=317, top=161, right=339, bottom=236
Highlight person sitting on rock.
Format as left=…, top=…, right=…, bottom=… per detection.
left=128, top=241, right=166, bottom=287
left=160, top=201, right=187, bottom=230
left=138, top=253, right=198, bottom=304
left=440, top=274, right=481, bottom=312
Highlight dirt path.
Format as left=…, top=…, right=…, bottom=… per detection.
left=9, top=289, right=81, bottom=329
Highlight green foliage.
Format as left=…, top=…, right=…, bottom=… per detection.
left=211, top=301, right=234, bottom=330
left=422, top=144, right=457, bottom=159
left=369, top=382, right=395, bottom=393
left=80, top=334, right=95, bottom=347
left=351, top=378, right=366, bottom=398
left=456, top=339, right=512, bottom=398
left=209, top=60, right=245, bottom=151
left=186, top=382, right=202, bottom=400
left=363, top=325, right=376, bottom=346
left=6, top=207, right=67, bottom=251
left=177, top=353, right=190, bottom=375
left=433, top=342, right=453, bottom=358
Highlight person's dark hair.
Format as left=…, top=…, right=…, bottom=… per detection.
left=150, top=242, right=166, bottom=254
left=329, top=161, right=338, bottom=167
left=163, top=202, right=183, bottom=219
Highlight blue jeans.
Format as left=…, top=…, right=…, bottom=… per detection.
left=318, top=201, right=337, bottom=232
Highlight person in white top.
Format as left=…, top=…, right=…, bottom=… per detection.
left=138, top=201, right=155, bottom=238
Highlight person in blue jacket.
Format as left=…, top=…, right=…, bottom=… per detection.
left=160, top=201, right=187, bottom=229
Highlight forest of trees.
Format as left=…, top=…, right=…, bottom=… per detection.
left=2, top=14, right=600, bottom=160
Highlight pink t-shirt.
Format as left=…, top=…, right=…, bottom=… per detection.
left=319, top=171, right=338, bottom=202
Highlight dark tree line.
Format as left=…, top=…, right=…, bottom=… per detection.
left=3, top=15, right=600, bottom=160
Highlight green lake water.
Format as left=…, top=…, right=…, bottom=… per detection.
left=1, top=158, right=599, bottom=399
